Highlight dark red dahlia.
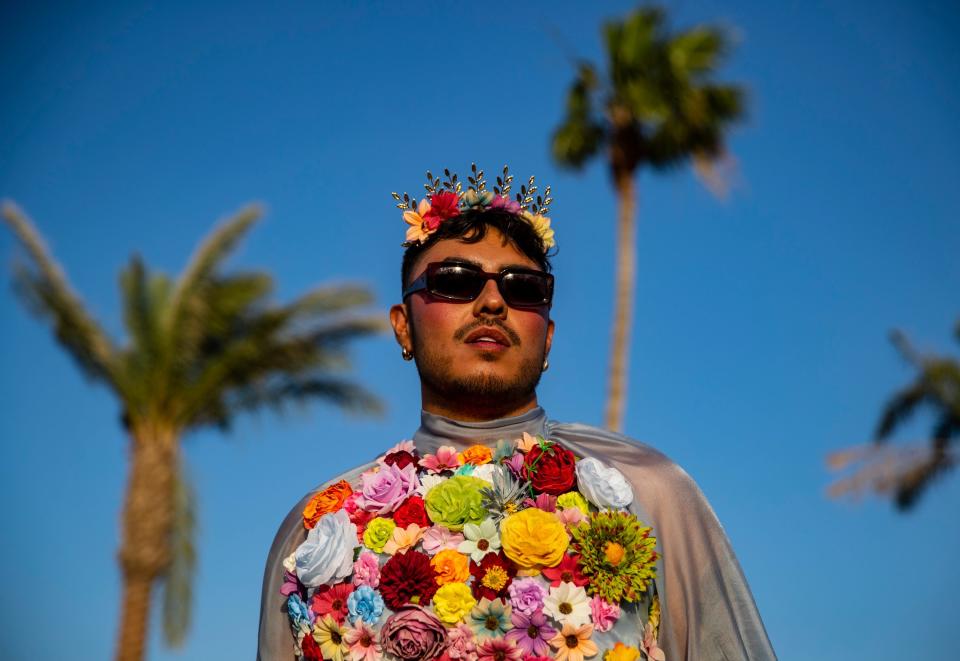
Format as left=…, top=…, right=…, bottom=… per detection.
left=379, top=550, right=439, bottom=610
left=469, top=552, right=516, bottom=601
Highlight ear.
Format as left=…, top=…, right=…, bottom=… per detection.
left=389, top=302, right=412, bottom=352
left=544, top=318, right=555, bottom=357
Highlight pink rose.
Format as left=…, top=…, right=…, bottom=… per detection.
left=589, top=595, right=620, bottom=632
left=445, top=623, right=477, bottom=659
left=379, top=606, right=448, bottom=661
left=359, top=463, right=419, bottom=514
left=352, top=550, right=381, bottom=589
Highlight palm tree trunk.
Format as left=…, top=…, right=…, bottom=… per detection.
left=115, top=419, right=178, bottom=661
left=605, top=169, right=637, bottom=432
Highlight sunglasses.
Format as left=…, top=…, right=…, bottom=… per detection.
left=403, top=262, right=554, bottom=308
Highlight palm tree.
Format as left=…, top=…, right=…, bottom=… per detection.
left=828, top=321, right=960, bottom=509
left=2, top=201, right=386, bottom=661
left=552, top=6, right=746, bottom=431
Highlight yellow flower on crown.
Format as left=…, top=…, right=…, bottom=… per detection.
left=500, top=507, right=569, bottom=573
left=522, top=210, right=555, bottom=249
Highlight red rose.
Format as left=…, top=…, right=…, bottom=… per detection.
left=301, top=634, right=324, bottom=661
left=423, top=191, right=460, bottom=229
left=394, top=495, right=430, bottom=528
left=379, top=550, right=439, bottom=610
left=384, top=449, right=420, bottom=470
left=522, top=442, right=576, bottom=495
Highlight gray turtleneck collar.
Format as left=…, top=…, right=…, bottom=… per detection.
left=413, top=406, right=550, bottom=452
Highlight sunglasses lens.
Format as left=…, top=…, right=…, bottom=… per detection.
left=502, top=272, right=551, bottom=306
left=429, top=266, right=485, bottom=300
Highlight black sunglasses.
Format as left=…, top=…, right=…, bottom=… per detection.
left=403, top=262, right=554, bottom=308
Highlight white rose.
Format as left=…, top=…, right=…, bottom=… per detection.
left=575, top=457, right=634, bottom=509
left=471, top=464, right=497, bottom=484
left=294, top=509, right=358, bottom=587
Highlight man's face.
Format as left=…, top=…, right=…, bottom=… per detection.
left=390, top=229, right=554, bottom=408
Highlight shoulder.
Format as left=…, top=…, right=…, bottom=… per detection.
left=547, top=420, right=705, bottom=499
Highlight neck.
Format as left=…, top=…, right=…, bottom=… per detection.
left=420, top=385, right=540, bottom=422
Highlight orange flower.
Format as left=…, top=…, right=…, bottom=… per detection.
left=460, top=445, right=493, bottom=466
left=516, top=432, right=539, bottom=453
left=302, top=480, right=353, bottom=529
left=550, top=622, right=599, bottom=661
left=431, top=548, right=471, bottom=585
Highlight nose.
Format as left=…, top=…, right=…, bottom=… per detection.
left=471, top=277, right=507, bottom=318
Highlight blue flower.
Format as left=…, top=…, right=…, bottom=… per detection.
left=347, top=585, right=385, bottom=624
left=286, top=593, right=313, bottom=630
left=461, top=189, right=494, bottom=209
left=455, top=463, right=476, bottom=477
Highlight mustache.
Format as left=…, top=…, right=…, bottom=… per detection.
left=453, top=318, right=522, bottom=346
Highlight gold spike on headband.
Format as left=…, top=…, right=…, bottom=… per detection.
left=391, top=164, right=555, bottom=249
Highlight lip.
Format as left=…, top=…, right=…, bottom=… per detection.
left=463, top=327, right=511, bottom=348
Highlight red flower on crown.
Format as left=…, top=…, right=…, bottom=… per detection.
left=422, top=191, right=460, bottom=230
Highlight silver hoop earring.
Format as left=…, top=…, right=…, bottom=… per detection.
left=402, top=347, right=414, bottom=361
left=542, top=357, right=549, bottom=372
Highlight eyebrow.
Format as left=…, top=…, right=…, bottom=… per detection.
left=439, top=257, right=535, bottom=271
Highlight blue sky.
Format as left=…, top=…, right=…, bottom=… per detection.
left=1, top=1, right=958, bottom=659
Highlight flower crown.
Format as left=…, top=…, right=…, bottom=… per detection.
left=391, top=164, right=555, bottom=250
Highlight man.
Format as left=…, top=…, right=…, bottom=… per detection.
left=257, top=168, right=776, bottom=660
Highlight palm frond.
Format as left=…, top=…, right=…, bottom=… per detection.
left=163, top=205, right=262, bottom=369
left=2, top=201, right=119, bottom=386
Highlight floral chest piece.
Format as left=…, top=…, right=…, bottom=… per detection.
left=283, top=434, right=665, bottom=661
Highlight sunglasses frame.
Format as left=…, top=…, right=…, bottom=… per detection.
left=403, top=262, right=554, bottom=308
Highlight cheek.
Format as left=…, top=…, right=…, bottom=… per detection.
left=411, top=300, right=461, bottom=339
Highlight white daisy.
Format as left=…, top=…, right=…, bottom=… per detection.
left=543, top=582, right=591, bottom=627
left=457, top=518, right=501, bottom=562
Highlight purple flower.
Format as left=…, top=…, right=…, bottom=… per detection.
left=505, top=609, right=556, bottom=657
left=280, top=569, right=305, bottom=598
left=359, top=462, right=419, bottom=514
left=489, top=195, right=522, bottom=214
left=508, top=577, right=547, bottom=616
left=504, top=452, right=525, bottom=478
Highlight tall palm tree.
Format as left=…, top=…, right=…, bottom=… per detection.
left=2, top=201, right=386, bottom=661
left=828, top=321, right=960, bottom=509
left=552, top=6, right=746, bottom=431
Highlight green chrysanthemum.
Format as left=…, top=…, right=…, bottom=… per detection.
left=569, top=510, right=658, bottom=603
left=424, top=475, right=489, bottom=531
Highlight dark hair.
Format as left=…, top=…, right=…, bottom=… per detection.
left=401, top=208, right=554, bottom=289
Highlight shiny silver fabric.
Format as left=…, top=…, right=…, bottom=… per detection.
left=257, top=407, right=776, bottom=660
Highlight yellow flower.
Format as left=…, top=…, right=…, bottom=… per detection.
left=522, top=211, right=555, bottom=249
left=432, top=582, right=477, bottom=625
left=313, top=615, right=350, bottom=661
left=604, top=642, right=640, bottom=661
left=500, top=507, right=569, bottom=572
left=459, top=444, right=493, bottom=466
left=557, top=492, right=590, bottom=515
left=431, top=548, right=471, bottom=585
left=383, top=523, right=425, bottom=555
left=362, top=517, right=396, bottom=554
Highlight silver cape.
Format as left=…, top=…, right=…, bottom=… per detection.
left=256, top=407, right=776, bottom=660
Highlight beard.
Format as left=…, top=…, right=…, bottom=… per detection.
left=409, top=320, right=546, bottom=409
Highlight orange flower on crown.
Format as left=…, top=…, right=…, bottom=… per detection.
left=302, top=480, right=353, bottom=529
left=460, top=445, right=493, bottom=466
